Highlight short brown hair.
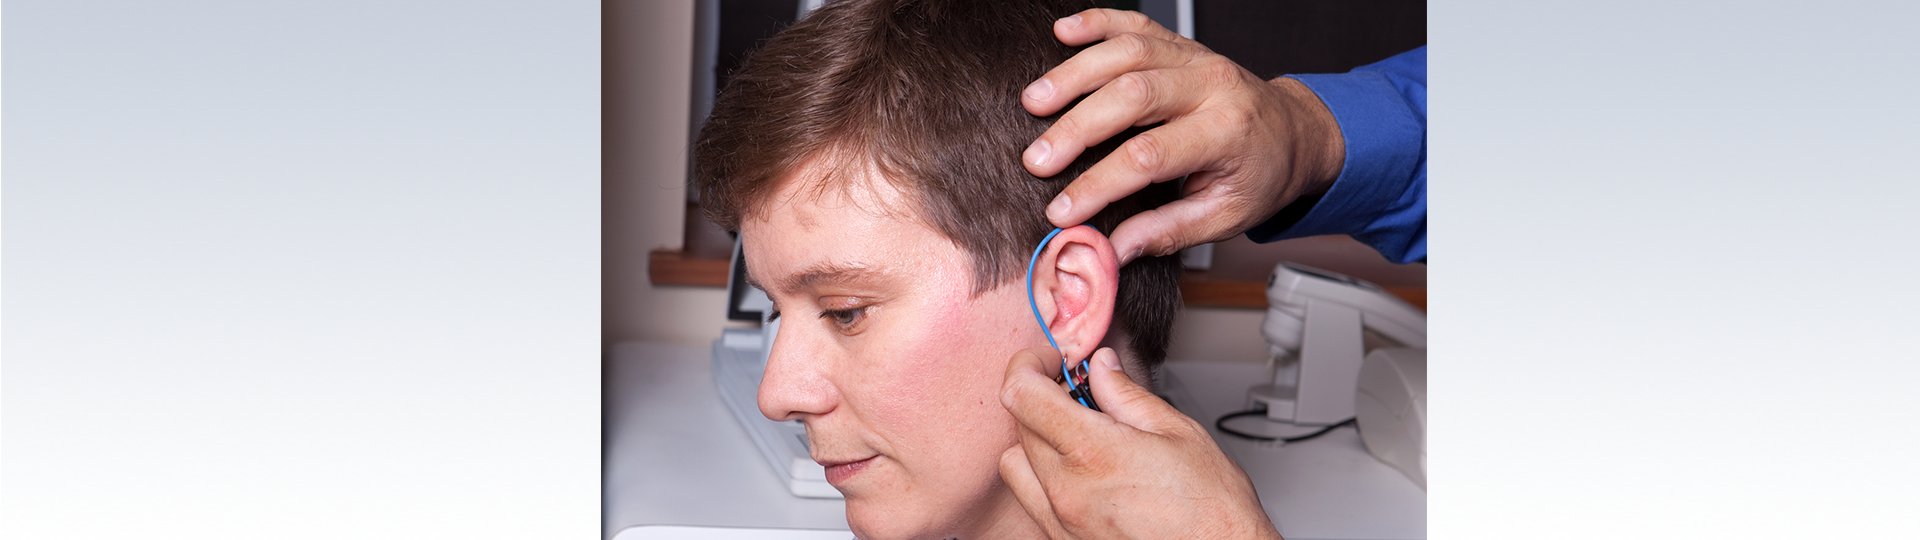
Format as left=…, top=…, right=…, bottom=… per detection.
left=692, top=0, right=1182, bottom=372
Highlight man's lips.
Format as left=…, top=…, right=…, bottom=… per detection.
left=816, top=455, right=877, bottom=486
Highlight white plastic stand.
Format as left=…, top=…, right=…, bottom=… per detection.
left=1249, top=299, right=1365, bottom=425
left=1246, top=263, right=1426, bottom=427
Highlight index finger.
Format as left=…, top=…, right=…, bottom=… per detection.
left=1053, top=8, right=1181, bottom=47
left=1021, top=9, right=1192, bottom=118
left=1044, top=113, right=1224, bottom=230
left=1000, top=347, right=1119, bottom=455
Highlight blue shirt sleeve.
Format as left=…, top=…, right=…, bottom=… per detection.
left=1246, top=46, right=1426, bottom=264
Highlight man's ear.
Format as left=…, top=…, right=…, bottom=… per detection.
left=1031, top=225, right=1120, bottom=362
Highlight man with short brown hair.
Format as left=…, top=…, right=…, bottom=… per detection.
left=691, top=0, right=1188, bottom=537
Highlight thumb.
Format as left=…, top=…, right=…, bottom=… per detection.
left=1085, top=347, right=1186, bottom=435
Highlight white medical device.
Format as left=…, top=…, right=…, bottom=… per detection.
left=1250, top=262, right=1425, bottom=424
left=1357, top=346, right=1427, bottom=489
left=1249, top=262, right=1426, bottom=488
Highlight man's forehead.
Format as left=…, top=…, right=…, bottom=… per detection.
left=745, top=258, right=894, bottom=295
left=742, top=227, right=929, bottom=295
left=738, top=153, right=965, bottom=294
left=749, top=152, right=921, bottom=230
left=742, top=181, right=895, bottom=292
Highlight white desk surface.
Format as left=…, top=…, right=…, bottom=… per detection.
left=605, top=341, right=1424, bottom=539
left=603, top=341, right=848, bottom=537
left=1161, top=362, right=1427, bottom=539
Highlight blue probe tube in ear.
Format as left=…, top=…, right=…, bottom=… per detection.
left=1025, top=226, right=1100, bottom=411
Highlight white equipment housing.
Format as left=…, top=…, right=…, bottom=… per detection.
left=1249, top=262, right=1425, bottom=425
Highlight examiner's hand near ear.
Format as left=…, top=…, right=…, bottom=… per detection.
left=1022, top=8, right=1346, bottom=265
left=999, top=347, right=1282, bottom=540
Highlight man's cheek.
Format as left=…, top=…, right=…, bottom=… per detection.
left=866, top=312, right=982, bottom=425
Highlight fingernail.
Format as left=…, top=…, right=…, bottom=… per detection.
left=1046, top=193, right=1072, bottom=221
left=1024, top=78, right=1054, bottom=102
left=1097, top=349, right=1121, bottom=372
left=1060, top=14, right=1082, bottom=30
left=1024, top=139, right=1052, bottom=168
left=1122, top=247, right=1143, bottom=264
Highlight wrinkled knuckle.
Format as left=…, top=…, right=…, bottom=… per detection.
left=1063, top=446, right=1115, bottom=477
left=1211, top=105, right=1255, bottom=136
left=1051, top=113, right=1085, bottom=140
left=1115, top=32, right=1153, bottom=66
left=1147, top=415, right=1188, bottom=438
left=1175, top=415, right=1209, bottom=439
left=1161, top=36, right=1203, bottom=60
left=1201, top=57, right=1247, bottom=88
left=1122, top=132, right=1165, bottom=174
left=1113, top=71, right=1157, bottom=111
left=1151, top=226, right=1183, bottom=254
left=1054, top=494, right=1094, bottom=530
left=1181, top=37, right=1219, bottom=57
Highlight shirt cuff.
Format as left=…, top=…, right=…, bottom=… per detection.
left=1248, top=72, right=1425, bottom=254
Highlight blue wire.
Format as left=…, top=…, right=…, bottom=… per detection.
left=1026, top=227, right=1094, bottom=409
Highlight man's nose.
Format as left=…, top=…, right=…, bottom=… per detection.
left=757, top=326, right=837, bottom=422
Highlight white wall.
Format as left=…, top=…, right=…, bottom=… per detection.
left=1167, top=307, right=1271, bottom=364
left=604, top=0, right=735, bottom=348
left=5, top=1, right=602, bottom=536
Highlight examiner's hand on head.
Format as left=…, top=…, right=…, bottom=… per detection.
left=998, top=347, right=1282, bottom=540
left=1023, top=8, right=1347, bottom=265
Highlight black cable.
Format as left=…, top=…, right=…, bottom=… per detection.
left=1215, top=407, right=1356, bottom=443
left=1215, top=409, right=1279, bottom=441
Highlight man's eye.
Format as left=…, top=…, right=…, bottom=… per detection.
left=819, top=307, right=867, bottom=330
left=767, top=308, right=781, bottom=322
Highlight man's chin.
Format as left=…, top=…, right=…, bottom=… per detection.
left=844, top=497, right=937, bottom=540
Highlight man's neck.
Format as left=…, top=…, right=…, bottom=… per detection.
left=958, top=486, right=1047, bottom=539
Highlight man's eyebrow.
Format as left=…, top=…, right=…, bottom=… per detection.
left=757, top=261, right=888, bottom=294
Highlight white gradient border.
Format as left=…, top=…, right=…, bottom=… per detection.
left=7, top=0, right=1920, bottom=538
left=3, top=1, right=601, bottom=538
